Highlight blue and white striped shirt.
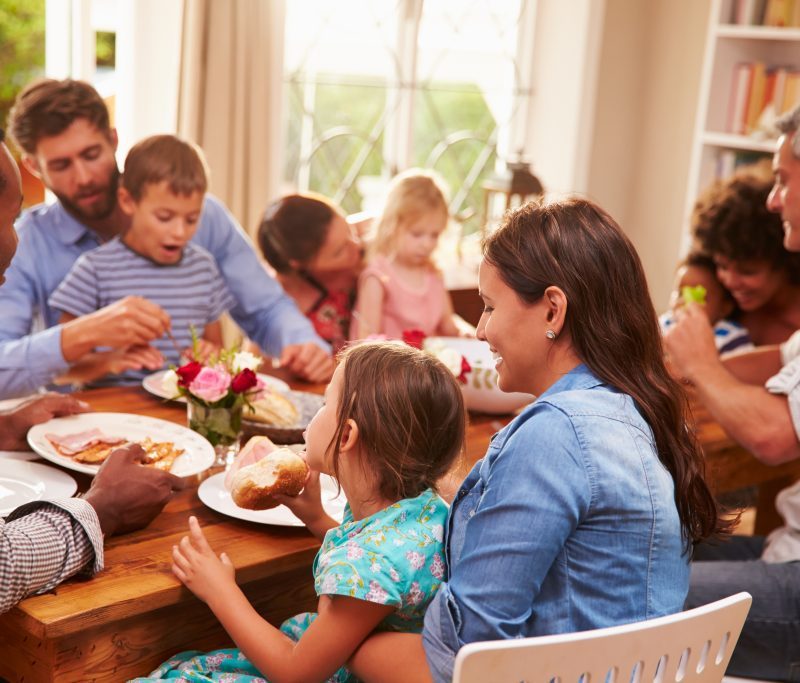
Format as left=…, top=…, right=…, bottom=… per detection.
left=49, top=239, right=234, bottom=385
left=0, top=195, right=328, bottom=398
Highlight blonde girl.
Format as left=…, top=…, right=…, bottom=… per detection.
left=354, top=169, right=469, bottom=339
left=134, top=341, right=466, bottom=683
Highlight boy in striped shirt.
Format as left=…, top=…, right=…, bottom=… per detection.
left=49, top=135, right=234, bottom=387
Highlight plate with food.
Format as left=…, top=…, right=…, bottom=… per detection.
left=199, top=436, right=345, bottom=526
left=0, top=460, right=78, bottom=516
left=27, top=413, right=215, bottom=477
left=241, top=389, right=324, bottom=444
left=142, top=370, right=290, bottom=402
left=200, top=466, right=345, bottom=528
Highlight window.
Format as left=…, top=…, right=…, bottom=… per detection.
left=284, top=0, right=533, bottom=236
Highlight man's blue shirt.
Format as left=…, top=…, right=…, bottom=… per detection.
left=0, top=195, right=327, bottom=397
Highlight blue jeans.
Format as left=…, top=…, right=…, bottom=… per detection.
left=686, top=536, right=800, bottom=681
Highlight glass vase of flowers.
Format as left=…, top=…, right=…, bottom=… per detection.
left=162, top=347, right=264, bottom=468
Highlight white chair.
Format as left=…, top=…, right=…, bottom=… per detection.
left=452, top=592, right=752, bottom=683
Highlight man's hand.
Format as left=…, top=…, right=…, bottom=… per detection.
left=0, top=393, right=90, bottom=451
left=663, top=303, right=720, bottom=383
left=61, top=296, right=172, bottom=362
left=279, top=343, right=333, bottom=383
left=82, top=444, right=185, bottom=536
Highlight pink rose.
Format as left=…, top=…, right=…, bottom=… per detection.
left=188, top=366, right=231, bottom=403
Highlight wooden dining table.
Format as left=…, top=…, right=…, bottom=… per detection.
left=1, top=381, right=799, bottom=682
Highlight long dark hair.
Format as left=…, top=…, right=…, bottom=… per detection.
left=483, top=198, right=731, bottom=545
left=257, top=194, right=339, bottom=274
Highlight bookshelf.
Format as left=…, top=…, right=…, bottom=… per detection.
left=683, top=0, right=800, bottom=250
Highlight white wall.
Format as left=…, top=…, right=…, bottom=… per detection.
left=526, top=0, right=606, bottom=196
left=587, top=0, right=711, bottom=309
left=114, top=0, right=183, bottom=158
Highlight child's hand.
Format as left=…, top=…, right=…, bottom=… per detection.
left=172, top=516, right=236, bottom=604
left=274, top=468, right=338, bottom=540
left=275, top=468, right=324, bottom=522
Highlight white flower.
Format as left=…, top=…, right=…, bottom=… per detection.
left=232, top=350, right=262, bottom=373
left=161, top=369, right=180, bottom=397
left=432, top=524, right=444, bottom=542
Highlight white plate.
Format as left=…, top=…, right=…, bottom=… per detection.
left=198, top=472, right=347, bottom=526
left=27, top=412, right=215, bottom=477
left=0, top=460, right=78, bottom=516
left=142, top=370, right=289, bottom=403
left=0, top=450, right=38, bottom=462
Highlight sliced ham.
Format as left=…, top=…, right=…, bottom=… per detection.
left=46, top=428, right=127, bottom=455
left=224, top=435, right=278, bottom=490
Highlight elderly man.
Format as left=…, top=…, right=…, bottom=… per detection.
left=0, top=129, right=184, bottom=614
left=0, top=78, right=332, bottom=398
left=665, top=105, right=800, bottom=680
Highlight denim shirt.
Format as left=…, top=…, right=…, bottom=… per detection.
left=0, top=196, right=328, bottom=397
left=422, top=364, right=690, bottom=682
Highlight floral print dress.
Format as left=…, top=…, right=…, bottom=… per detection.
left=130, top=489, right=448, bottom=683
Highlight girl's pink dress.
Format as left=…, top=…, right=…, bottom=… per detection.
left=357, top=255, right=447, bottom=338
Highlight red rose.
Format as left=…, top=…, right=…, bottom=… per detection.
left=231, top=368, right=258, bottom=394
left=458, top=356, right=471, bottom=384
left=176, top=361, right=203, bottom=388
left=402, top=328, right=426, bottom=349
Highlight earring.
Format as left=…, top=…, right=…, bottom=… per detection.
left=545, top=330, right=556, bottom=340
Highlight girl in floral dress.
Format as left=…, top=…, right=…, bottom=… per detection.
left=131, top=341, right=466, bottom=683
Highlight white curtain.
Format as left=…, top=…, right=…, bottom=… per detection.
left=177, top=0, right=286, bottom=237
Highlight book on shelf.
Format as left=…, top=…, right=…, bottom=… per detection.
left=733, top=0, right=768, bottom=24
left=784, top=71, right=800, bottom=113
left=727, top=62, right=754, bottom=134
left=731, top=0, right=800, bottom=25
left=745, top=62, right=767, bottom=132
left=727, top=63, right=800, bottom=136
left=764, top=0, right=793, bottom=25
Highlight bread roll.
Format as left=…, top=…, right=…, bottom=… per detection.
left=245, top=390, right=299, bottom=427
left=230, top=446, right=308, bottom=510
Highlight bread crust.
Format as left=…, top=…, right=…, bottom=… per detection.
left=230, top=447, right=308, bottom=510
left=245, top=391, right=299, bottom=427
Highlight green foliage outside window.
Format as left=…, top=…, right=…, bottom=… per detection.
left=285, top=75, right=497, bottom=234
left=0, top=0, right=45, bottom=136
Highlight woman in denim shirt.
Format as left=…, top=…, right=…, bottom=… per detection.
left=349, top=198, right=731, bottom=683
